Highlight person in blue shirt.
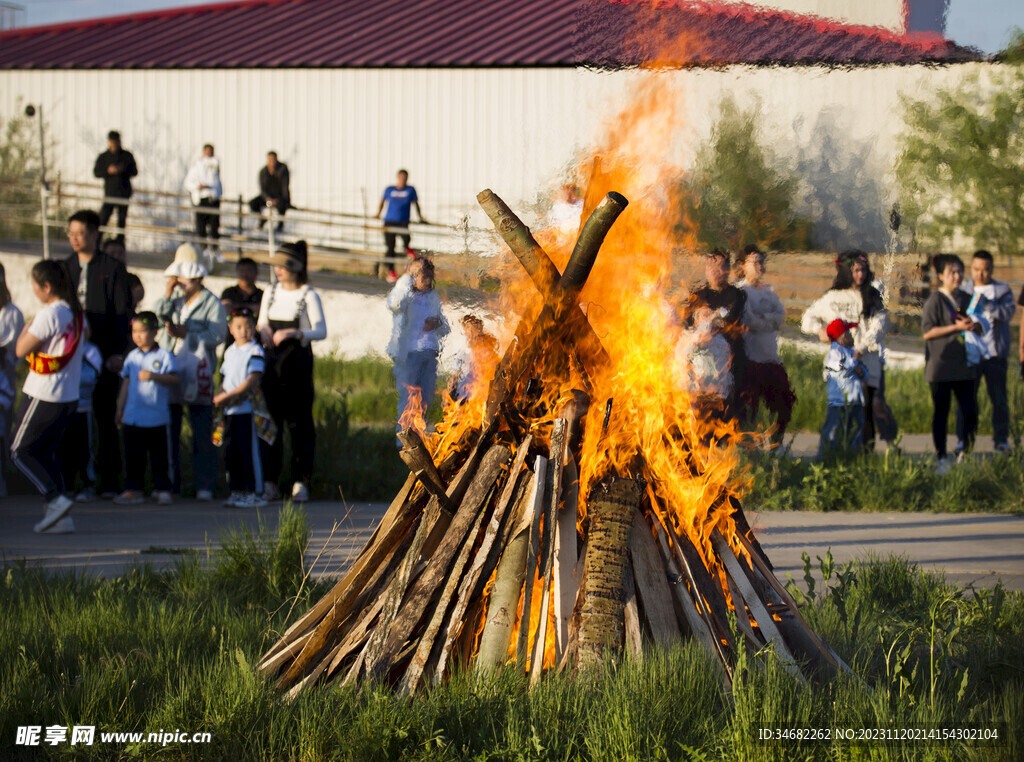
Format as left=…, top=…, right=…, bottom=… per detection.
left=374, top=169, right=426, bottom=281
left=214, top=307, right=267, bottom=509
left=114, top=312, right=179, bottom=505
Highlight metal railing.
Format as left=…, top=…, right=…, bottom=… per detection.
left=2, top=177, right=495, bottom=275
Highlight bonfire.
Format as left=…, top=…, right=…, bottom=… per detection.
left=258, top=187, right=849, bottom=698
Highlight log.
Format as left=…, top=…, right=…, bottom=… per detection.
left=628, top=512, right=681, bottom=646
left=517, top=455, right=548, bottom=669
left=398, top=427, right=456, bottom=515
left=560, top=192, right=628, bottom=300
left=365, top=444, right=511, bottom=681
left=529, top=419, right=568, bottom=684
left=477, top=189, right=562, bottom=297
left=434, top=435, right=534, bottom=681
left=475, top=470, right=539, bottom=672
left=576, top=477, right=642, bottom=668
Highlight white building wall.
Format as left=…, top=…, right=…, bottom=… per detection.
left=0, top=62, right=983, bottom=251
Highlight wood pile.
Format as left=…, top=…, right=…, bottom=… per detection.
left=258, top=190, right=849, bottom=697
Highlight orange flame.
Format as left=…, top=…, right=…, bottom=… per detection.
left=398, top=385, right=427, bottom=434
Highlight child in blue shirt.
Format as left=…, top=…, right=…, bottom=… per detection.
left=214, top=307, right=266, bottom=508
left=819, top=319, right=867, bottom=457
left=115, top=312, right=179, bottom=505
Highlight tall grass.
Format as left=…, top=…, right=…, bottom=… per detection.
left=1, top=508, right=1021, bottom=760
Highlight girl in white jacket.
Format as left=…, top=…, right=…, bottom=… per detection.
left=801, top=250, right=898, bottom=450
left=737, top=247, right=795, bottom=445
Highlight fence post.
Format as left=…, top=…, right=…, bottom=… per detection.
left=267, top=206, right=277, bottom=283
left=40, top=185, right=51, bottom=260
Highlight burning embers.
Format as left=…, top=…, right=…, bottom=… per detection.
left=258, top=190, right=847, bottom=696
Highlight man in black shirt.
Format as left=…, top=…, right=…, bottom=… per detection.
left=220, top=258, right=264, bottom=347
left=92, top=131, right=138, bottom=245
left=64, top=209, right=133, bottom=496
left=681, top=249, right=747, bottom=421
left=248, top=151, right=290, bottom=231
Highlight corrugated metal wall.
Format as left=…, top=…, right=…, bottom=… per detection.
left=0, top=63, right=982, bottom=247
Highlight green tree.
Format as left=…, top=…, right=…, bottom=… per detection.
left=896, top=31, right=1024, bottom=255
left=678, top=96, right=810, bottom=252
left=0, top=102, right=47, bottom=239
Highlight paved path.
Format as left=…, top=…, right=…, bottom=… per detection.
left=786, top=432, right=1002, bottom=458
left=2, top=494, right=1021, bottom=592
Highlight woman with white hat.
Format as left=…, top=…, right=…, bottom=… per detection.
left=257, top=240, right=326, bottom=502
left=155, top=243, right=228, bottom=500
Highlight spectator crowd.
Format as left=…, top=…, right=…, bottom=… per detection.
left=1, top=137, right=1022, bottom=533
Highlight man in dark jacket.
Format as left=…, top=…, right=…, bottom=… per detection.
left=64, top=209, right=133, bottom=496
left=248, top=151, right=290, bottom=231
left=93, top=131, right=138, bottom=245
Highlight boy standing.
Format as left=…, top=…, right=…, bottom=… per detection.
left=115, top=312, right=178, bottom=505
left=959, top=250, right=1016, bottom=453
left=819, top=319, right=867, bottom=456
left=214, top=308, right=267, bottom=508
left=220, top=258, right=264, bottom=347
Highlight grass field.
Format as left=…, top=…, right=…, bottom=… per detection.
left=2, top=506, right=1021, bottom=761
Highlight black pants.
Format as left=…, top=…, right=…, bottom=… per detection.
left=99, top=199, right=129, bottom=242
left=260, top=347, right=315, bottom=487
left=381, top=222, right=410, bottom=273
left=93, top=370, right=123, bottom=493
left=863, top=371, right=899, bottom=447
left=957, top=357, right=1009, bottom=447
left=225, top=413, right=262, bottom=493
left=248, top=197, right=288, bottom=230
left=123, top=424, right=172, bottom=492
left=10, top=396, right=75, bottom=500
left=58, top=410, right=95, bottom=492
left=930, top=379, right=977, bottom=458
left=195, top=198, right=220, bottom=250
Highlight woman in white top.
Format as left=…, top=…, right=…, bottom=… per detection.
left=11, top=260, right=85, bottom=532
left=801, top=250, right=898, bottom=450
left=0, top=262, right=25, bottom=499
left=257, top=241, right=327, bottom=502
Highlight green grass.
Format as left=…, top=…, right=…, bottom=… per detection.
left=1, top=508, right=1021, bottom=761
left=742, top=447, right=1024, bottom=513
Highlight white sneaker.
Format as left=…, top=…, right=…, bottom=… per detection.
left=263, top=482, right=281, bottom=501
left=196, top=490, right=214, bottom=502
left=156, top=491, right=173, bottom=506
left=224, top=491, right=244, bottom=507
left=41, top=516, right=75, bottom=534
left=291, top=482, right=309, bottom=502
left=75, top=487, right=96, bottom=503
left=34, top=494, right=74, bottom=533
left=237, top=492, right=268, bottom=508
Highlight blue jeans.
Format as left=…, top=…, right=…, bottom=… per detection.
left=819, top=404, right=864, bottom=457
left=956, top=357, right=1008, bottom=446
left=394, top=350, right=439, bottom=444
left=170, top=403, right=216, bottom=494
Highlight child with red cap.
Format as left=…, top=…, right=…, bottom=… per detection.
left=819, top=318, right=867, bottom=457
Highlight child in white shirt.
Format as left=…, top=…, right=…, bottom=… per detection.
left=214, top=308, right=267, bottom=508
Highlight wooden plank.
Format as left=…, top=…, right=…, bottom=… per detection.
left=653, top=523, right=731, bottom=684
left=622, top=560, right=643, bottom=659
left=400, top=502, right=490, bottom=695
left=628, top=512, right=681, bottom=646
left=516, top=455, right=548, bottom=669
left=365, top=444, right=511, bottom=682
left=530, top=419, right=568, bottom=684
left=553, top=457, right=580, bottom=658
left=258, top=473, right=418, bottom=672
left=398, top=427, right=457, bottom=515
left=711, top=531, right=805, bottom=684
left=436, top=435, right=534, bottom=681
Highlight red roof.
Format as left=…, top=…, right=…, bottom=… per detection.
left=0, top=0, right=976, bottom=69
